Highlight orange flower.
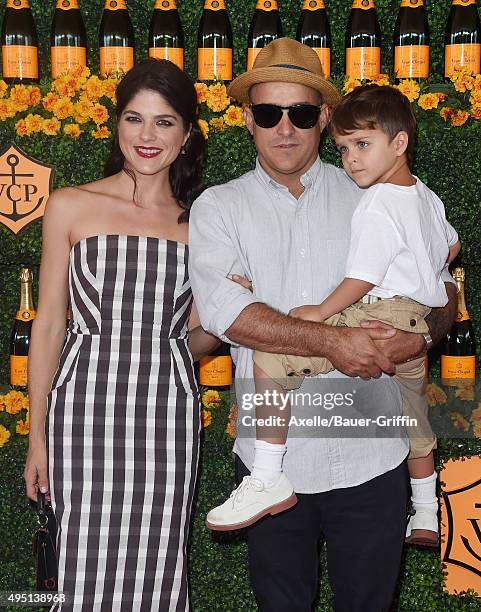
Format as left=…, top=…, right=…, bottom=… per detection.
left=43, top=117, right=61, bottom=136
left=9, top=84, right=30, bottom=111
left=440, top=107, right=453, bottom=121
left=0, top=80, right=7, bottom=98
left=201, top=409, right=212, bottom=428
left=209, top=117, right=225, bottom=132
left=63, top=123, right=82, bottom=139
left=436, top=92, right=447, bottom=101
left=52, top=96, right=75, bottom=119
left=102, top=78, right=118, bottom=103
left=450, top=411, right=470, bottom=432
left=4, top=390, right=27, bottom=414
left=372, top=73, right=390, bottom=86
left=454, top=73, right=475, bottom=93
left=16, top=417, right=30, bottom=435
left=471, top=104, right=481, bottom=120
left=469, top=88, right=481, bottom=105
left=205, top=83, right=230, bottom=112
left=226, top=403, right=238, bottom=438
left=0, top=99, right=16, bottom=120
left=42, top=92, right=59, bottom=112
left=471, top=406, right=481, bottom=424
left=90, top=103, right=109, bottom=125
left=28, top=86, right=41, bottom=106
left=91, top=125, right=111, bottom=139
left=74, top=96, right=94, bottom=124
left=395, top=79, right=420, bottom=102
left=15, top=118, right=28, bottom=136
left=25, top=113, right=44, bottom=134
left=454, top=382, right=475, bottom=400
left=418, top=93, right=439, bottom=110
left=194, top=82, right=208, bottom=104
left=198, top=118, right=209, bottom=139
left=53, top=76, right=77, bottom=98
left=450, top=109, right=469, bottom=127
left=84, top=75, right=104, bottom=100
left=70, top=64, right=90, bottom=81
left=343, top=77, right=361, bottom=95
left=425, top=383, right=447, bottom=407
left=223, top=104, right=244, bottom=127
left=0, top=424, right=11, bottom=448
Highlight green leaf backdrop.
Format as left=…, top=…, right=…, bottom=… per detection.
left=0, top=1, right=481, bottom=610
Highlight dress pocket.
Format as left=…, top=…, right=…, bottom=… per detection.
left=48, top=336, right=81, bottom=394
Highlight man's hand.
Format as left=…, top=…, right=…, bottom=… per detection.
left=327, top=326, right=397, bottom=379
left=360, top=320, right=425, bottom=364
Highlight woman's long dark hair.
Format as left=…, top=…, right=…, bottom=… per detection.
left=104, top=59, right=206, bottom=223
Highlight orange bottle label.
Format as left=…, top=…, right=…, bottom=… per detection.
left=154, top=0, right=177, bottom=8
left=15, top=308, right=36, bottom=321
left=445, top=44, right=481, bottom=75
left=400, top=0, right=424, bottom=7
left=256, top=0, right=278, bottom=10
left=441, top=355, right=476, bottom=384
left=198, top=48, right=232, bottom=80
left=303, top=0, right=326, bottom=9
left=346, top=47, right=380, bottom=79
left=56, top=0, right=80, bottom=8
left=51, top=46, right=87, bottom=78
left=312, top=47, right=331, bottom=77
left=104, top=0, right=127, bottom=9
left=100, top=46, right=134, bottom=77
left=199, top=356, right=233, bottom=386
left=351, top=0, right=376, bottom=9
left=6, top=0, right=30, bottom=8
left=247, top=47, right=262, bottom=70
left=149, top=47, right=184, bottom=70
left=2, top=45, right=38, bottom=78
left=452, top=0, right=476, bottom=5
left=394, top=45, right=429, bottom=78
left=10, top=355, right=28, bottom=386
left=203, top=0, right=226, bottom=10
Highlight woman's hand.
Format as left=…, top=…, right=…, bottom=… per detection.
left=24, top=442, right=49, bottom=502
left=230, top=274, right=253, bottom=292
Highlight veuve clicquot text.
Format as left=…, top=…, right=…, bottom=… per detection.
left=1, top=0, right=38, bottom=83
left=441, top=267, right=476, bottom=386
left=51, top=0, right=87, bottom=78
left=247, top=0, right=283, bottom=71
left=345, top=0, right=381, bottom=80
left=444, top=0, right=481, bottom=76
left=99, top=0, right=135, bottom=77
left=199, top=343, right=233, bottom=392
left=297, top=0, right=331, bottom=78
left=10, top=267, right=36, bottom=387
left=394, top=0, right=429, bottom=79
left=198, top=0, right=233, bottom=81
left=149, top=0, right=184, bottom=70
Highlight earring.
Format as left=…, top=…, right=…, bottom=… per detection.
left=180, top=145, right=187, bottom=155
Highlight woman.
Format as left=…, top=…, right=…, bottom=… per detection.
left=24, top=59, right=218, bottom=610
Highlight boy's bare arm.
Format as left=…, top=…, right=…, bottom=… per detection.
left=448, top=240, right=461, bottom=263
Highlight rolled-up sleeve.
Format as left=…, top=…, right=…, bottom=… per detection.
left=189, top=189, right=261, bottom=343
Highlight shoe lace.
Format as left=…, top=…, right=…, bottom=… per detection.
left=231, top=476, right=264, bottom=508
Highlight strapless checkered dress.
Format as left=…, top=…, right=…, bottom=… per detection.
left=46, top=234, right=200, bottom=611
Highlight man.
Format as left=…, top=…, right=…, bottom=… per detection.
left=189, top=39, right=456, bottom=611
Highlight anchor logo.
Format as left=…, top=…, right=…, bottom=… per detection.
left=0, top=144, right=53, bottom=234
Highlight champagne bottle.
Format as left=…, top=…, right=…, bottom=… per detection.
left=149, top=0, right=184, bottom=70
left=10, top=267, right=36, bottom=387
left=444, top=0, right=481, bottom=76
left=99, top=0, right=135, bottom=77
left=198, top=0, right=233, bottom=81
left=441, top=267, right=476, bottom=386
left=247, top=0, right=283, bottom=71
left=51, top=0, right=87, bottom=78
left=345, top=0, right=381, bottom=80
left=297, top=0, right=331, bottom=78
left=199, top=342, right=233, bottom=391
left=1, top=0, right=38, bottom=83
left=393, top=0, right=430, bottom=79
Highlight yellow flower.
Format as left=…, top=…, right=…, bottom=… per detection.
left=53, top=76, right=77, bottom=98
left=0, top=99, right=16, bottom=120
left=16, top=417, right=30, bottom=435
left=455, top=382, right=475, bottom=400
left=15, top=118, right=28, bottom=136
left=0, top=425, right=11, bottom=448
left=25, top=113, right=44, bottom=134
left=226, top=403, right=238, bottom=439
left=469, top=88, right=481, bottom=105
left=90, top=103, right=109, bottom=125
left=205, top=83, right=230, bottom=112
left=0, top=395, right=5, bottom=411
left=201, top=409, right=212, bottom=428
left=102, top=78, right=118, bottom=103
left=202, top=389, right=221, bottom=408
left=418, top=93, right=439, bottom=110
left=4, top=390, right=27, bottom=414
left=9, top=84, right=30, bottom=111
left=91, top=125, right=111, bottom=139
left=52, top=96, right=75, bottom=119
left=194, top=82, right=208, bottom=104
left=471, top=104, right=481, bottom=120
left=454, top=73, right=475, bottom=93
left=198, top=118, right=209, bottom=139
left=450, top=109, right=469, bottom=127
left=473, top=422, right=481, bottom=439
left=74, top=96, right=94, bottom=124
left=395, top=79, right=420, bottom=102
left=425, top=383, right=447, bottom=407
left=84, top=75, right=104, bottom=100
left=450, top=412, right=470, bottom=432
left=64, top=123, right=82, bottom=139
left=223, top=104, right=245, bottom=127
left=28, top=86, right=41, bottom=107
left=471, top=406, right=481, bottom=424
left=0, top=80, right=7, bottom=98
left=70, top=64, right=90, bottom=81
left=343, top=77, right=361, bottom=95
left=209, top=117, right=225, bottom=132
left=42, top=92, right=59, bottom=112
left=372, top=73, right=390, bottom=86
left=440, top=107, right=452, bottom=121
left=43, top=117, right=61, bottom=136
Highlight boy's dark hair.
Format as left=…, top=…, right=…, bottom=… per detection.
left=329, top=84, right=417, bottom=168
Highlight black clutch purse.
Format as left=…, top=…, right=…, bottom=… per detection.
left=32, top=491, right=58, bottom=591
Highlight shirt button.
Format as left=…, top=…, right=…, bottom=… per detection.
left=300, top=248, right=306, bottom=257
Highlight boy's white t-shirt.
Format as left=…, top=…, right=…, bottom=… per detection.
left=345, top=178, right=458, bottom=307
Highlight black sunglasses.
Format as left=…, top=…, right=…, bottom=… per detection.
left=250, top=103, right=321, bottom=129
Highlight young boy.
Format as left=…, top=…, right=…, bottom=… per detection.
left=206, top=85, right=460, bottom=546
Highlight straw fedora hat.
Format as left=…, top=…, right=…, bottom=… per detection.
left=228, top=38, right=341, bottom=106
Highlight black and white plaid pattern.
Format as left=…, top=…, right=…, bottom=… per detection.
left=46, top=235, right=200, bottom=611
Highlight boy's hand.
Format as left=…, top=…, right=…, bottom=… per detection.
left=289, top=304, right=325, bottom=322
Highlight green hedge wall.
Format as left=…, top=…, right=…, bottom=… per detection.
left=0, top=1, right=481, bottom=610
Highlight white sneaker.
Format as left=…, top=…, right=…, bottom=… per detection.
left=205, top=474, right=297, bottom=531
left=405, top=503, right=439, bottom=547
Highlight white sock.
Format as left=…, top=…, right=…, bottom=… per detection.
left=251, top=440, right=286, bottom=489
left=410, top=471, right=438, bottom=513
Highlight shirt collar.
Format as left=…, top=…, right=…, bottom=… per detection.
left=255, top=157, right=322, bottom=193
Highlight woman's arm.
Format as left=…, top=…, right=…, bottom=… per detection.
left=188, top=302, right=220, bottom=361
left=24, top=190, right=73, bottom=500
